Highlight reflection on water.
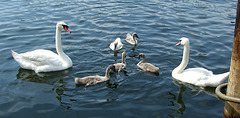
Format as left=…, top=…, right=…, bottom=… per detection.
left=136, top=70, right=159, bottom=76
left=168, top=78, right=218, bottom=117
left=172, top=78, right=216, bottom=97
left=16, top=68, right=72, bottom=108
left=113, top=50, right=121, bottom=56
left=106, top=81, right=119, bottom=89
left=176, top=86, right=186, bottom=114
left=146, top=71, right=159, bottom=76
left=168, top=82, right=186, bottom=115
left=16, top=68, right=72, bottom=85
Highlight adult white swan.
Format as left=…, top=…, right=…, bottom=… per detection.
left=11, top=21, right=72, bottom=73
left=172, top=37, right=229, bottom=87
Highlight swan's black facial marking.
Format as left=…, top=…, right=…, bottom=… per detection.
left=62, top=25, right=71, bottom=33
left=62, top=25, right=69, bottom=29
left=176, top=40, right=182, bottom=46
left=179, top=39, right=182, bottom=43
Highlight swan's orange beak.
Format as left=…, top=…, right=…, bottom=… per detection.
left=176, top=41, right=181, bottom=46
left=64, top=26, right=71, bottom=34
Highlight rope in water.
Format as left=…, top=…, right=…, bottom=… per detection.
left=215, top=83, right=240, bottom=103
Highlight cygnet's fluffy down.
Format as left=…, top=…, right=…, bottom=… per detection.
left=125, top=33, right=139, bottom=45
left=75, top=64, right=115, bottom=86
left=113, top=51, right=126, bottom=72
left=137, top=53, right=159, bottom=73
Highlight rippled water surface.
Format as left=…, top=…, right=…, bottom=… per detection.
left=0, top=0, right=237, bottom=117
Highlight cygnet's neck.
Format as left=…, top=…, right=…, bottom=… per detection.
left=173, top=42, right=190, bottom=75
left=105, top=66, right=112, bottom=78
left=122, top=55, right=126, bottom=64
left=139, top=55, right=146, bottom=64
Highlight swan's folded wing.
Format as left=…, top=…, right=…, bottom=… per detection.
left=109, top=43, right=115, bottom=50
left=184, top=68, right=213, bottom=77
left=19, top=49, right=62, bottom=66
left=177, top=68, right=214, bottom=86
left=117, top=38, right=123, bottom=49
left=117, top=42, right=123, bottom=50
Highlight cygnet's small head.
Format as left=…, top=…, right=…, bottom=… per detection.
left=74, top=78, right=80, bottom=84
left=57, top=21, right=71, bottom=33
left=138, top=53, right=145, bottom=59
left=108, top=64, right=116, bottom=72
left=133, top=33, right=140, bottom=39
left=176, top=37, right=189, bottom=46
left=122, top=51, right=127, bottom=57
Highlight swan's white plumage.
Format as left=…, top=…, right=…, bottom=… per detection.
left=109, top=38, right=123, bottom=51
left=172, top=37, right=229, bottom=87
left=11, top=21, right=72, bottom=73
left=174, top=68, right=229, bottom=87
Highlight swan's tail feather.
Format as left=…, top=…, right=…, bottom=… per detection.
left=211, top=72, right=230, bottom=87
left=11, top=50, right=29, bottom=69
left=215, top=72, right=230, bottom=81
left=11, top=50, right=40, bottom=72
left=11, top=50, right=24, bottom=67
left=11, top=50, right=19, bottom=61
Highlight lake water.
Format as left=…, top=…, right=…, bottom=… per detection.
left=0, top=0, right=236, bottom=117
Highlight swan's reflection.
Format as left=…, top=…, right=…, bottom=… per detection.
left=145, top=71, right=159, bottom=76
left=113, top=50, right=120, bottom=56
left=173, top=78, right=216, bottom=97
left=169, top=79, right=217, bottom=116
left=168, top=81, right=186, bottom=115
left=16, top=68, right=72, bottom=85
left=16, top=68, right=72, bottom=108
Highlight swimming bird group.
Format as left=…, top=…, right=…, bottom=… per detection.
left=11, top=21, right=229, bottom=87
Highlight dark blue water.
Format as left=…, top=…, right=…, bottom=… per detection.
left=0, top=0, right=236, bottom=117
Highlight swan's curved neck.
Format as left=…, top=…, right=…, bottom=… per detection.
left=173, top=42, right=190, bottom=75
left=56, top=27, right=68, bottom=62
left=133, top=37, right=137, bottom=44
left=105, top=66, right=111, bottom=78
